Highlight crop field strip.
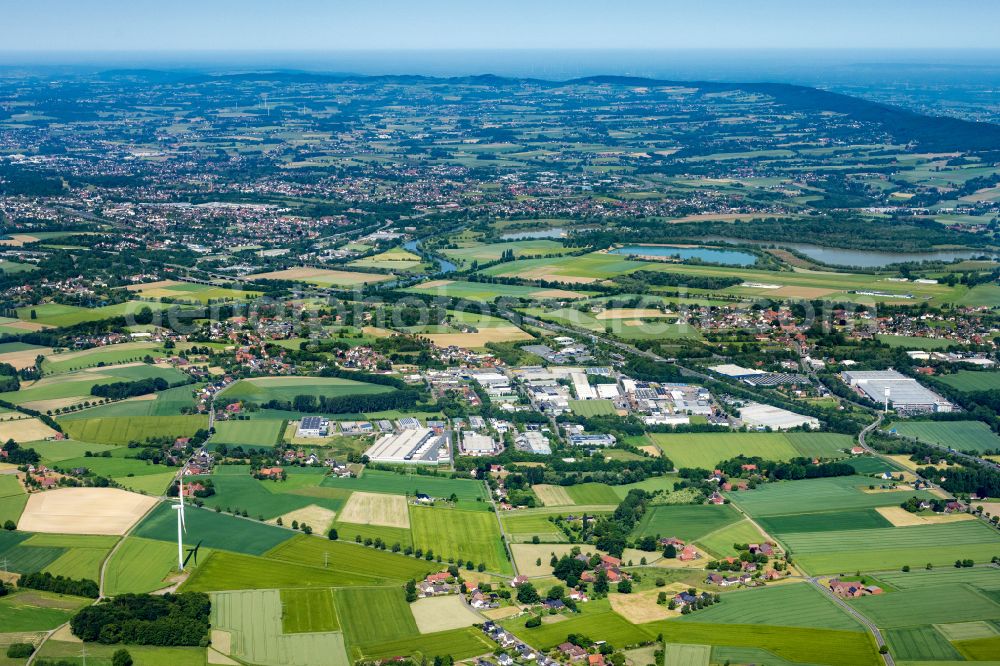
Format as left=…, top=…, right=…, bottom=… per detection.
left=675, top=583, right=863, bottom=632
left=646, top=432, right=851, bottom=469
left=887, top=419, right=1000, bottom=453
left=850, top=583, right=1000, bottom=628
left=728, top=475, right=936, bottom=517
left=211, top=588, right=350, bottom=666
left=633, top=503, right=741, bottom=541
left=410, top=505, right=511, bottom=573
left=320, top=469, right=487, bottom=501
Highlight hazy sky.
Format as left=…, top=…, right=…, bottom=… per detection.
left=4, top=0, right=1000, bottom=52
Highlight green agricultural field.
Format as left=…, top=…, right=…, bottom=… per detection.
left=52, top=453, right=173, bottom=478
left=480, top=252, right=648, bottom=281
left=212, top=588, right=350, bottom=666
left=15, top=301, right=188, bottom=328
left=335, top=522, right=412, bottom=548
left=677, top=583, right=862, bottom=631
left=875, top=566, right=1000, bottom=591
left=662, top=644, right=711, bottom=666
left=189, top=471, right=339, bottom=519
left=500, top=510, right=573, bottom=543
left=850, top=584, right=1000, bottom=628
left=281, top=588, right=340, bottom=633
left=57, top=384, right=200, bottom=419
left=936, top=371, right=1000, bottom=393
left=887, top=419, right=1000, bottom=453
left=695, top=519, right=767, bottom=558
left=41, top=342, right=165, bottom=374
left=954, top=635, right=1000, bottom=660
left=506, top=609, right=653, bottom=650
left=6, top=363, right=188, bottom=407
left=336, top=586, right=418, bottom=648
left=410, top=506, right=510, bottom=572
left=115, top=470, right=176, bottom=495
left=648, top=622, right=881, bottom=666
left=564, top=482, right=621, bottom=505
left=633, top=504, right=741, bottom=541
left=184, top=550, right=377, bottom=592
left=359, top=627, right=495, bottom=661
left=646, top=432, right=851, bottom=469
left=783, top=521, right=1000, bottom=574
left=441, top=240, right=578, bottom=267
left=60, top=414, right=209, bottom=445
left=212, top=418, right=285, bottom=446
left=223, top=376, right=394, bottom=403
left=34, top=640, right=207, bottom=666
left=757, top=508, right=893, bottom=534
left=134, top=502, right=294, bottom=555
left=886, top=626, right=962, bottom=661
left=0, top=473, right=27, bottom=525
left=0, top=589, right=91, bottom=632
left=568, top=399, right=617, bottom=417
left=404, top=280, right=589, bottom=302
left=104, top=537, right=185, bottom=595
left=320, top=469, right=486, bottom=501
left=876, top=335, right=956, bottom=350
left=27, top=438, right=119, bottom=461
left=729, top=475, right=934, bottom=517
left=265, top=535, right=436, bottom=582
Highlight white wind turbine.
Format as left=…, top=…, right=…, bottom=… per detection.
left=173, top=475, right=187, bottom=571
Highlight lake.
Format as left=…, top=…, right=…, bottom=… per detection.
left=703, top=237, right=996, bottom=268
left=610, top=245, right=758, bottom=266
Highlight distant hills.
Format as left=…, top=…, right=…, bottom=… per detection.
left=96, top=69, right=1000, bottom=153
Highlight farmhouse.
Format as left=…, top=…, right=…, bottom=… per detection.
left=296, top=416, right=330, bottom=437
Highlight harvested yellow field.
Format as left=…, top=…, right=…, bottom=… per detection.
left=20, top=397, right=92, bottom=412
left=480, top=606, right=522, bottom=621
left=532, top=289, right=590, bottom=299
left=0, top=320, right=49, bottom=331
left=125, top=279, right=184, bottom=296
left=595, top=309, right=671, bottom=320
left=410, top=595, right=483, bottom=633
left=639, top=445, right=661, bottom=457
left=532, top=484, right=573, bottom=506
left=419, top=279, right=454, bottom=289
left=272, top=504, right=338, bottom=532
left=0, top=346, right=53, bottom=370
left=424, top=326, right=531, bottom=349
left=510, top=543, right=606, bottom=577
left=0, top=234, right=41, bottom=247
left=500, top=266, right=597, bottom=284
left=337, top=491, right=410, bottom=528
left=971, top=501, right=1000, bottom=516
left=245, top=267, right=394, bottom=287
left=18, top=487, right=158, bottom=535
left=0, top=417, right=58, bottom=442
left=876, top=506, right=976, bottom=527
left=609, top=589, right=676, bottom=623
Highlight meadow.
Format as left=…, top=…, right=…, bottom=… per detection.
left=564, top=482, right=622, bottom=505
left=782, top=520, right=1000, bottom=574
left=190, top=470, right=341, bottom=520
left=885, top=626, right=962, bottom=661
left=441, top=240, right=577, bottom=267
left=281, top=588, right=340, bottom=633
left=40, top=341, right=165, bottom=374
left=410, top=506, right=510, bottom=572
left=479, top=252, right=648, bottom=282
left=336, top=586, right=418, bottom=648
left=211, top=588, right=350, bottom=666
left=184, top=550, right=377, bottom=592
left=320, top=469, right=487, bottom=501
left=648, top=622, right=881, bottom=666
left=936, top=370, right=1000, bottom=392
left=56, top=384, right=200, bottom=419
left=728, top=475, right=934, bottom=517
left=404, top=279, right=588, bottom=302
left=695, top=519, right=767, bottom=558
left=850, top=584, right=1000, bottom=628
left=134, top=502, right=295, bottom=555
left=15, top=301, right=188, bottom=328
left=874, top=566, right=1000, bottom=591
left=645, top=432, right=851, bottom=469
left=103, top=536, right=185, bottom=595
left=505, top=608, right=653, bottom=650
left=756, top=508, right=894, bottom=534
left=223, top=376, right=395, bottom=403
left=633, top=504, right=741, bottom=541
left=265, top=534, right=436, bottom=581
left=0, top=473, right=27, bottom=525
left=60, top=414, right=209, bottom=445
left=676, top=583, right=862, bottom=631
left=887, top=419, right=1000, bottom=453
left=245, top=267, right=395, bottom=288
left=125, top=279, right=261, bottom=304
left=0, top=589, right=92, bottom=633
left=359, top=628, right=494, bottom=661
left=7, top=363, right=188, bottom=408
left=212, top=418, right=286, bottom=446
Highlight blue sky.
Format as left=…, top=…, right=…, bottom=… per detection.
left=3, top=0, right=1000, bottom=51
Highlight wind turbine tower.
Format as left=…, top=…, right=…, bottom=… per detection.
left=173, top=475, right=187, bottom=571
left=884, top=387, right=891, bottom=414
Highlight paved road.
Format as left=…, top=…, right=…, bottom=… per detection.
left=808, top=577, right=893, bottom=666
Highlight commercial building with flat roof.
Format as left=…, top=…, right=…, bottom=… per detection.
left=841, top=369, right=952, bottom=413
left=364, top=427, right=449, bottom=464
left=296, top=416, right=330, bottom=437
